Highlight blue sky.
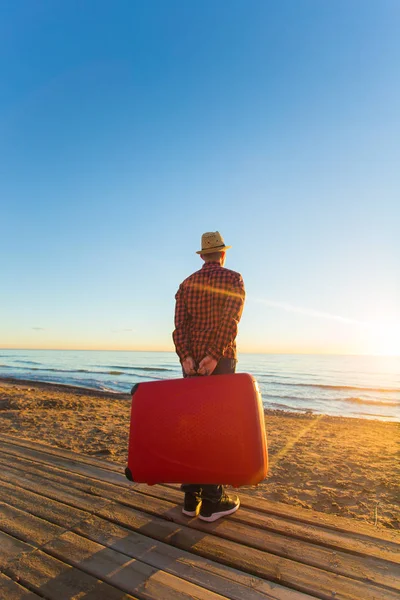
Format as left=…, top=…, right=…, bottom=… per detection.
left=1, top=1, right=399, bottom=355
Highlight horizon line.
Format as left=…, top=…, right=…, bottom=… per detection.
left=0, top=347, right=399, bottom=358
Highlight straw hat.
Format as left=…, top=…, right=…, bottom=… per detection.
left=196, top=231, right=232, bottom=254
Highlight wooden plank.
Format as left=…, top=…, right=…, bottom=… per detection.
left=1, top=436, right=398, bottom=547
left=0, top=573, right=42, bottom=600
left=0, top=474, right=316, bottom=600
left=96, top=502, right=399, bottom=600
left=0, top=531, right=34, bottom=569
left=175, top=516, right=400, bottom=591
left=0, top=459, right=399, bottom=598
left=3, top=545, right=138, bottom=599
left=0, top=503, right=226, bottom=599
left=0, top=502, right=65, bottom=546
left=0, top=462, right=392, bottom=600
left=73, top=515, right=315, bottom=600
left=0, top=460, right=115, bottom=514
left=2, top=433, right=399, bottom=546
left=1, top=438, right=398, bottom=597
left=0, top=432, right=122, bottom=473
left=165, top=483, right=400, bottom=544
left=0, top=479, right=314, bottom=600
left=0, top=499, right=229, bottom=600
left=1, top=451, right=399, bottom=567
left=12, top=494, right=386, bottom=600
left=0, top=439, right=125, bottom=486
left=134, top=483, right=400, bottom=563
left=236, top=493, right=400, bottom=540
left=44, top=530, right=230, bottom=600
left=3, top=458, right=400, bottom=589
left=0, top=478, right=89, bottom=529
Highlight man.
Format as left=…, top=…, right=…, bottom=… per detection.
left=172, top=231, right=246, bottom=522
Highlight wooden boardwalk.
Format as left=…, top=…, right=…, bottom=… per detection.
left=0, top=434, right=398, bottom=600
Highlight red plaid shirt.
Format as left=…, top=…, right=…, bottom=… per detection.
left=173, top=262, right=246, bottom=364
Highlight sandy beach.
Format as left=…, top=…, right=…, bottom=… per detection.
left=0, top=377, right=398, bottom=531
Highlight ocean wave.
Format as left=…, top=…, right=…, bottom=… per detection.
left=0, top=365, right=36, bottom=372
left=261, top=393, right=310, bottom=403
left=105, top=365, right=174, bottom=372
left=30, top=367, right=91, bottom=374
left=267, top=401, right=315, bottom=413
left=261, top=391, right=399, bottom=408
left=0, top=364, right=174, bottom=383
left=262, top=380, right=400, bottom=394
left=355, top=412, right=397, bottom=419
left=0, top=365, right=124, bottom=377
left=15, top=360, right=42, bottom=366
left=346, top=397, right=399, bottom=407
left=0, top=365, right=91, bottom=374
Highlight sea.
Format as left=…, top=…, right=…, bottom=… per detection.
left=0, top=349, right=399, bottom=422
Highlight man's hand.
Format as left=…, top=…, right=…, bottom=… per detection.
left=198, top=356, right=218, bottom=376
left=182, top=356, right=197, bottom=376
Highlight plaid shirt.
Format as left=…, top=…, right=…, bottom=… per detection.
left=173, top=262, right=245, bottom=364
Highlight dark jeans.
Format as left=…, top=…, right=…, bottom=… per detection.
left=181, top=357, right=236, bottom=502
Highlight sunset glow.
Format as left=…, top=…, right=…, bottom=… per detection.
left=1, top=3, right=398, bottom=357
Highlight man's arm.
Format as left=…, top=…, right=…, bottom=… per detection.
left=172, top=284, right=194, bottom=369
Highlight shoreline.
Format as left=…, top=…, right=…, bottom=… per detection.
left=0, top=377, right=399, bottom=531
left=1, top=375, right=398, bottom=424
left=0, top=375, right=131, bottom=400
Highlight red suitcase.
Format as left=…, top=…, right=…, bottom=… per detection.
left=125, top=372, right=268, bottom=487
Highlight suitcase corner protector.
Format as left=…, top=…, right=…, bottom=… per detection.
left=125, top=467, right=134, bottom=482
left=131, top=383, right=139, bottom=396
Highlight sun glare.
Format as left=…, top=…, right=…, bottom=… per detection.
left=368, top=324, right=400, bottom=357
